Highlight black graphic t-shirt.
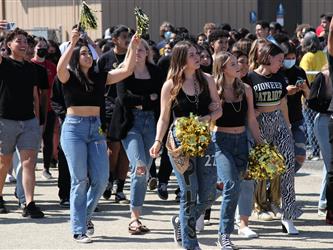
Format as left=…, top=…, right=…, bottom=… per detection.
left=247, top=71, right=288, bottom=107
left=281, top=66, right=309, bottom=123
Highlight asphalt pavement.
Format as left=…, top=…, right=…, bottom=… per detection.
left=0, top=156, right=332, bottom=250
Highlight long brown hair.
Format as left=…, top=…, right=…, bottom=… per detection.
left=167, top=41, right=208, bottom=103
left=213, top=51, right=245, bottom=101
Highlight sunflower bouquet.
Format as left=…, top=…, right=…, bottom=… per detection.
left=248, top=143, right=286, bottom=180
left=134, top=7, right=149, bottom=38
left=174, top=113, right=211, bottom=157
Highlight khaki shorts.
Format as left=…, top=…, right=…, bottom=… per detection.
left=0, top=117, right=40, bottom=155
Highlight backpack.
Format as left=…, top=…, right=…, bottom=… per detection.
left=307, top=72, right=332, bottom=113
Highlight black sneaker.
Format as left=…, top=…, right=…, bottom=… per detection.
left=94, top=205, right=100, bottom=212
left=175, top=188, right=181, bottom=203
left=217, top=234, right=238, bottom=250
left=103, top=182, right=113, bottom=200
left=49, top=159, right=58, bottom=169
left=0, top=196, right=9, bottom=214
left=171, top=215, right=182, bottom=246
left=59, top=199, right=70, bottom=208
left=326, top=209, right=333, bottom=225
left=73, top=234, right=92, bottom=243
left=148, top=177, right=157, bottom=191
left=86, top=220, right=94, bottom=236
left=157, top=183, right=168, bottom=200
left=115, top=192, right=129, bottom=204
left=22, top=201, right=44, bottom=218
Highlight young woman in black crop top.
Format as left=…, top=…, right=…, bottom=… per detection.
left=114, top=39, right=163, bottom=235
left=212, top=52, right=262, bottom=248
left=57, top=28, right=140, bottom=243
left=150, top=41, right=222, bottom=249
left=247, top=42, right=303, bottom=235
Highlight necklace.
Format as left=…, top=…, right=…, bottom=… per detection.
left=183, top=79, right=199, bottom=111
left=230, top=100, right=242, bottom=112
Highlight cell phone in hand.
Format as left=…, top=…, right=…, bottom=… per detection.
left=79, top=31, right=87, bottom=40
left=295, top=79, right=304, bottom=87
left=6, top=22, right=16, bottom=31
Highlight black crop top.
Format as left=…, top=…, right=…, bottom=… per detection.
left=216, top=96, right=248, bottom=127
left=61, top=70, right=107, bottom=108
left=247, top=71, right=288, bottom=107
left=117, top=76, right=161, bottom=111
left=172, top=88, right=211, bottom=118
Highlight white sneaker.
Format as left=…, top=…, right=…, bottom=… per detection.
left=86, top=220, right=94, bottom=236
left=5, top=174, right=16, bottom=183
left=255, top=211, right=273, bottom=221
left=318, top=208, right=326, bottom=217
left=270, top=203, right=282, bottom=219
left=73, top=234, right=92, bottom=243
left=238, top=226, right=258, bottom=238
left=281, top=219, right=299, bottom=235
left=196, top=214, right=205, bottom=232
left=42, top=170, right=52, bottom=179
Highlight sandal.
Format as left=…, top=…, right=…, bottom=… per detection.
left=128, top=219, right=150, bottom=235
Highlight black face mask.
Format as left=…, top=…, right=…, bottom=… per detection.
left=37, top=48, right=48, bottom=58
left=200, top=64, right=212, bottom=74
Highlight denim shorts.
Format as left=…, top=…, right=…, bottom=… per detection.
left=291, top=119, right=306, bottom=157
left=0, top=117, right=40, bottom=155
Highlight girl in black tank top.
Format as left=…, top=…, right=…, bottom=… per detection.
left=149, top=41, right=222, bottom=249
left=212, top=52, right=262, bottom=249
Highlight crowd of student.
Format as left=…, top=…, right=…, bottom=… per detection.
left=0, top=13, right=332, bottom=250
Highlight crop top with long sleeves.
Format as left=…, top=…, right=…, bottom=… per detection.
left=60, top=70, right=108, bottom=108
left=172, top=87, right=211, bottom=118
left=246, top=71, right=288, bottom=107
left=215, top=95, right=248, bottom=127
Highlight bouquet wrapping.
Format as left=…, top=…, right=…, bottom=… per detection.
left=248, top=143, right=286, bottom=180
left=174, top=113, right=211, bottom=157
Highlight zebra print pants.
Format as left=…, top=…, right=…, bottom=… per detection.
left=257, top=110, right=303, bottom=220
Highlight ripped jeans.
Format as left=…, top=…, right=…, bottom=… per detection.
left=122, top=110, right=156, bottom=213
left=61, top=115, right=109, bottom=235
left=168, top=126, right=217, bottom=249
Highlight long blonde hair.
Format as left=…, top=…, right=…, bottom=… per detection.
left=167, top=41, right=208, bottom=103
left=213, top=51, right=245, bottom=101
left=248, top=38, right=268, bottom=71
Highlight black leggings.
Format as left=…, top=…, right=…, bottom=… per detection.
left=327, top=117, right=333, bottom=210
left=149, top=145, right=173, bottom=184
left=43, top=110, right=56, bottom=170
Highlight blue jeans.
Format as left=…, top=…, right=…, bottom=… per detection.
left=291, top=119, right=307, bottom=173
left=13, top=149, right=25, bottom=204
left=237, top=179, right=255, bottom=217
left=121, top=110, right=156, bottom=213
left=213, top=131, right=248, bottom=234
left=313, top=113, right=330, bottom=209
left=303, top=108, right=320, bottom=156
left=169, top=127, right=217, bottom=249
left=60, top=115, right=109, bottom=235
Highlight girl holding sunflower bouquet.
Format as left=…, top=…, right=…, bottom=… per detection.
left=150, top=41, right=222, bottom=250
left=212, top=51, right=263, bottom=249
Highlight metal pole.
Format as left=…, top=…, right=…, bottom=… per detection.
left=1, top=0, right=6, bottom=20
